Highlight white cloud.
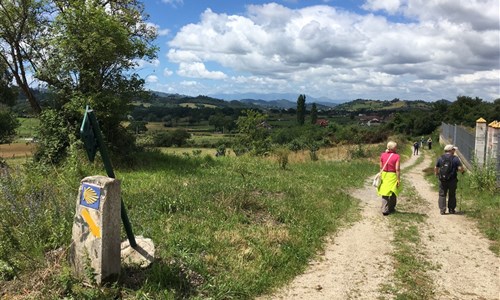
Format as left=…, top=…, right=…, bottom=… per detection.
left=145, top=75, right=159, bottom=83
left=162, top=0, right=183, bottom=8
left=135, top=58, right=160, bottom=68
left=362, top=0, right=402, bottom=14
left=180, top=80, right=199, bottom=86
left=163, top=68, right=173, bottom=77
left=177, top=62, right=227, bottom=79
left=163, top=1, right=500, bottom=100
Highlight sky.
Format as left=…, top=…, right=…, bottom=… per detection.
left=137, top=0, right=500, bottom=102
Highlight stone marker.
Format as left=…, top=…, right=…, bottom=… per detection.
left=70, top=176, right=121, bottom=284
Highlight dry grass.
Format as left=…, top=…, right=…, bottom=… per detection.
left=284, top=144, right=382, bottom=164
left=0, top=143, right=36, bottom=159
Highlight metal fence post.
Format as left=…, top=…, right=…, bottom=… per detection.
left=81, top=106, right=137, bottom=248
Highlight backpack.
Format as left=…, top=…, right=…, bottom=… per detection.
left=438, top=155, right=454, bottom=181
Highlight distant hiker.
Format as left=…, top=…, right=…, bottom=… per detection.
left=427, top=137, right=433, bottom=150
left=377, top=141, right=401, bottom=216
left=434, top=145, right=465, bottom=215
left=420, top=136, right=425, bottom=149
left=413, top=141, right=420, bottom=155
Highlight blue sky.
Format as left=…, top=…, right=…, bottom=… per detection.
left=137, top=0, right=500, bottom=102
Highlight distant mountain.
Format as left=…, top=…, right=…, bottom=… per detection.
left=147, top=91, right=339, bottom=110
left=146, top=91, right=438, bottom=112
left=239, top=99, right=335, bottom=110
left=209, top=92, right=344, bottom=106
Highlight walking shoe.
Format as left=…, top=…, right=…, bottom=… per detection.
left=382, top=212, right=390, bottom=216
left=440, top=211, right=445, bottom=215
left=449, top=209, right=455, bottom=214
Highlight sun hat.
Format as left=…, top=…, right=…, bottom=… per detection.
left=444, top=144, right=457, bottom=151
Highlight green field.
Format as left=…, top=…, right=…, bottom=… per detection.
left=15, top=118, right=39, bottom=142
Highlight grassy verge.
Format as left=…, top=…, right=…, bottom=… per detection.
left=0, top=148, right=377, bottom=299
left=380, top=181, right=436, bottom=299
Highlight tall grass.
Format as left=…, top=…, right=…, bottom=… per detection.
left=0, top=148, right=377, bottom=299
left=380, top=182, right=436, bottom=299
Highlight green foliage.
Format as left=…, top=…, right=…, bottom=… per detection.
left=209, top=113, right=236, bottom=133
left=444, top=96, right=490, bottom=127
left=329, top=124, right=389, bottom=144
left=0, top=150, right=375, bottom=298
left=236, top=110, right=271, bottom=156
left=215, top=144, right=226, bottom=156
left=34, top=109, right=71, bottom=164
left=0, top=106, right=19, bottom=144
left=468, top=156, right=497, bottom=192
left=308, top=141, right=320, bottom=161
left=351, top=144, right=371, bottom=159
left=0, top=156, right=89, bottom=282
left=1, top=0, right=157, bottom=163
left=310, top=103, right=318, bottom=125
left=127, top=120, right=148, bottom=134
left=273, top=147, right=290, bottom=169
left=381, top=183, right=435, bottom=299
left=457, top=158, right=500, bottom=254
left=387, top=111, right=440, bottom=136
left=296, top=94, right=306, bottom=125
left=153, top=129, right=191, bottom=147
left=0, top=61, right=16, bottom=107
left=288, top=138, right=305, bottom=152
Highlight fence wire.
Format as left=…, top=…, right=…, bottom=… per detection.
left=440, top=122, right=499, bottom=181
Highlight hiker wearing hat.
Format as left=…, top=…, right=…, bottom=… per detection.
left=434, top=145, right=465, bottom=215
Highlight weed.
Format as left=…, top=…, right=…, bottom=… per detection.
left=382, top=182, right=436, bottom=299
left=0, top=150, right=377, bottom=298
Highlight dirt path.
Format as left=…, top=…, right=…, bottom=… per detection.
left=260, top=152, right=499, bottom=300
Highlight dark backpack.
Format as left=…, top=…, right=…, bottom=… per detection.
left=438, top=155, right=454, bottom=181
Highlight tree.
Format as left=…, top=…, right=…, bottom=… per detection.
left=236, top=109, right=271, bottom=155
left=296, top=94, right=306, bottom=125
left=0, top=105, right=19, bottom=144
left=209, top=113, right=224, bottom=132
left=0, top=61, right=16, bottom=107
left=0, top=61, right=19, bottom=144
left=0, top=0, right=46, bottom=114
left=310, top=103, right=318, bottom=125
left=1, top=0, right=158, bottom=162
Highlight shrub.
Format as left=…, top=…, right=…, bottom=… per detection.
left=274, top=147, right=290, bottom=169
left=34, top=109, right=71, bottom=164
left=153, top=129, right=191, bottom=147
left=469, top=156, right=497, bottom=192
left=0, top=105, right=19, bottom=144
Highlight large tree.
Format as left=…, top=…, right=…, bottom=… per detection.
left=0, top=60, right=19, bottom=143
left=0, top=0, right=46, bottom=113
left=310, top=102, right=318, bottom=125
left=0, top=0, right=157, bottom=162
left=296, top=94, right=306, bottom=125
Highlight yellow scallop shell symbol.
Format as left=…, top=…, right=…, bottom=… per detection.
left=83, top=187, right=98, bottom=205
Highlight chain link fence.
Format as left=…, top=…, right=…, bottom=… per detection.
left=440, top=122, right=500, bottom=182
left=440, top=123, right=475, bottom=169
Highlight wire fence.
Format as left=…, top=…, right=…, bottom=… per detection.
left=440, top=123, right=475, bottom=168
left=440, top=122, right=500, bottom=182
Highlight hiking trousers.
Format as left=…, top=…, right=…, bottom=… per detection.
left=438, top=178, right=457, bottom=212
left=381, top=193, right=397, bottom=214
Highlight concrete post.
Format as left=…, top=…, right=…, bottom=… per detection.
left=70, top=176, right=121, bottom=284
left=487, top=121, right=500, bottom=180
left=475, top=118, right=488, bottom=168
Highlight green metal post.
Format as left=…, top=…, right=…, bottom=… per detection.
left=86, top=108, right=137, bottom=248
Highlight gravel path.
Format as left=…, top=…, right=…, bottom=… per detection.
left=260, top=152, right=499, bottom=300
